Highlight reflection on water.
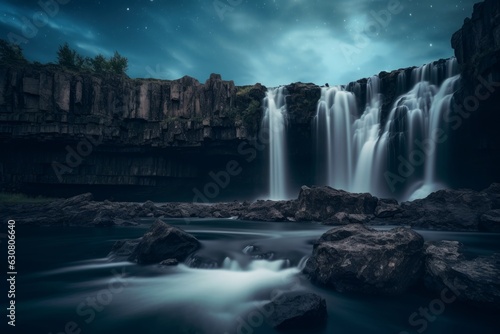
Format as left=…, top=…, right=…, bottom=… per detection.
left=15, top=220, right=500, bottom=334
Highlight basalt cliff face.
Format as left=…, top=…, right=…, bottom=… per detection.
left=449, top=0, right=500, bottom=189
left=0, top=65, right=321, bottom=200
left=0, top=0, right=499, bottom=201
left=0, top=66, right=265, bottom=199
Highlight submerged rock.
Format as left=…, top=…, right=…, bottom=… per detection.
left=305, top=224, right=424, bottom=295
left=185, top=255, right=219, bottom=269
left=424, top=241, right=500, bottom=309
left=109, top=219, right=201, bottom=264
left=264, top=291, right=327, bottom=330
left=108, top=238, right=141, bottom=260
left=130, top=219, right=201, bottom=264
left=159, top=259, right=179, bottom=266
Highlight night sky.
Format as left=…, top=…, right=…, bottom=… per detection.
left=0, top=0, right=476, bottom=86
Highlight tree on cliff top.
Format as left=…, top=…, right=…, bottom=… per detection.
left=0, top=40, right=129, bottom=76
left=57, top=43, right=85, bottom=70
left=56, top=43, right=128, bottom=75
left=0, top=39, right=27, bottom=65
left=109, top=51, right=128, bottom=75
left=92, top=54, right=110, bottom=73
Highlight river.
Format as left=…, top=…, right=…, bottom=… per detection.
left=14, top=219, right=500, bottom=334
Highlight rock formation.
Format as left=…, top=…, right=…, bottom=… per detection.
left=263, top=291, right=327, bottom=330
left=109, top=219, right=201, bottom=264
left=2, top=183, right=499, bottom=231
left=0, top=0, right=499, bottom=200
left=424, top=240, right=500, bottom=309
left=304, top=224, right=425, bottom=295
left=448, top=0, right=500, bottom=189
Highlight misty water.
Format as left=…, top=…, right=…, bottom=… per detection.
left=14, top=220, right=500, bottom=334
left=313, top=58, right=461, bottom=201
left=262, top=87, right=288, bottom=200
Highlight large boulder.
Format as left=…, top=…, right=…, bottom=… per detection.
left=264, top=291, right=327, bottom=330
left=305, top=224, right=424, bottom=294
left=398, top=188, right=493, bottom=231
left=424, top=241, right=500, bottom=309
left=126, top=219, right=201, bottom=264
left=295, top=186, right=378, bottom=221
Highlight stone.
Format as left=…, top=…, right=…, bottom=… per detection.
left=159, top=259, right=179, bottom=266
left=51, top=193, right=93, bottom=209
left=397, top=188, right=493, bottom=231
left=305, top=224, right=424, bottom=295
left=240, top=200, right=296, bottom=222
left=108, top=239, right=141, bottom=260
left=142, top=200, right=157, bottom=212
left=482, top=183, right=500, bottom=209
left=295, top=186, right=378, bottom=221
left=479, top=210, right=500, bottom=232
left=185, top=255, right=219, bottom=269
left=424, top=241, right=500, bottom=309
left=324, top=212, right=350, bottom=225
left=323, top=212, right=372, bottom=225
left=347, top=214, right=373, bottom=224
left=129, top=219, right=201, bottom=264
left=264, top=291, right=327, bottom=330
left=375, top=201, right=402, bottom=218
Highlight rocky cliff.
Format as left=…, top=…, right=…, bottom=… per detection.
left=0, top=60, right=456, bottom=201
left=0, top=0, right=499, bottom=201
left=0, top=64, right=322, bottom=200
left=449, top=0, right=500, bottom=189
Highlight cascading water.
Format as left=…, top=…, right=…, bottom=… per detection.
left=315, top=58, right=460, bottom=201
left=404, top=73, right=461, bottom=200
left=262, top=87, right=288, bottom=200
left=314, top=86, right=356, bottom=190
left=352, top=76, right=388, bottom=194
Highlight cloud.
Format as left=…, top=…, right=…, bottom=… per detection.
left=0, top=0, right=479, bottom=86
left=75, top=42, right=112, bottom=57
left=46, top=19, right=96, bottom=40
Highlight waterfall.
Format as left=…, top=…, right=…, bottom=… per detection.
left=262, top=87, right=288, bottom=200
left=405, top=74, right=461, bottom=200
left=352, top=76, right=386, bottom=193
left=314, top=86, right=356, bottom=190
left=314, top=58, right=460, bottom=201
left=314, top=77, right=386, bottom=194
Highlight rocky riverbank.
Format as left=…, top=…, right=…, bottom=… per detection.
left=1, top=183, right=499, bottom=232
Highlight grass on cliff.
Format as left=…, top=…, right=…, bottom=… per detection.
left=0, top=193, right=59, bottom=204
left=236, top=85, right=255, bottom=96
